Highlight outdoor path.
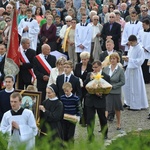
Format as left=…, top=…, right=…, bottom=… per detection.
left=75, top=84, right=150, bottom=140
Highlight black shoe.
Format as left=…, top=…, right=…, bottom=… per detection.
left=116, top=127, right=121, bottom=130
left=148, top=114, right=150, bottom=117
left=123, top=104, right=129, bottom=108
left=107, top=116, right=114, bottom=122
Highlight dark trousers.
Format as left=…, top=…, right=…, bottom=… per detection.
left=142, top=59, right=150, bottom=83
left=77, top=53, right=81, bottom=63
left=18, top=76, right=32, bottom=90
left=90, top=42, right=94, bottom=63
left=86, top=106, right=108, bottom=140
left=62, top=120, right=76, bottom=142
left=38, top=87, right=46, bottom=102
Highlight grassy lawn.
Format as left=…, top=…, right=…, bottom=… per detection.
left=106, top=130, right=150, bottom=150
left=1, top=130, right=150, bottom=150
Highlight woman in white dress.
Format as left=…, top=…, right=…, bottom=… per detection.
left=47, top=57, right=67, bottom=85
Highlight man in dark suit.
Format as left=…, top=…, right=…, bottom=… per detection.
left=0, top=44, right=6, bottom=90
left=100, top=39, right=123, bottom=64
left=84, top=60, right=110, bottom=141
left=18, top=38, right=36, bottom=89
left=101, top=12, right=121, bottom=52
left=33, top=44, right=56, bottom=101
left=56, top=60, right=82, bottom=99
left=120, top=3, right=129, bottom=19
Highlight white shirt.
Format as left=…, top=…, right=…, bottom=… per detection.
left=64, top=73, right=72, bottom=82
left=107, top=50, right=114, bottom=55
left=108, top=65, right=118, bottom=77
left=91, top=23, right=101, bottom=41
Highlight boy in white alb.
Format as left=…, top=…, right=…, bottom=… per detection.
left=0, top=92, right=37, bottom=150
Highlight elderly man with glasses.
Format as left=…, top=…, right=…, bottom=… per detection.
left=101, top=12, right=121, bottom=52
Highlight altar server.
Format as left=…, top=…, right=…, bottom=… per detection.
left=122, top=35, right=149, bottom=110
left=75, top=14, right=92, bottom=63
left=121, top=11, right=143, bottom=52
left=18, top=8, right=40, bottom=51
left=0, top=92, right=38, bottom=150
left=137, top=19, right=150, bottom=84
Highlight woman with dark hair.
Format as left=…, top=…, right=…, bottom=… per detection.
left=108, top=4, right=116, bottom=12
left=35, top=7, right=44, bottom=24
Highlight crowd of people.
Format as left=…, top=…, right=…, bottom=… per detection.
left=0, top=0, right=150, bottom=149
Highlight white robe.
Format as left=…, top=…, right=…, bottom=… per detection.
left=137, top=29, right=150, bottom=73
left=18, top=18, right=40, bottom=51
left=121, top=21, right=143, bottom=51
left=137, top=29, right=150, bottom=58
left=123, top=44, right=149, bottom=109
left=0, top=109, right=38, bottom=150
left=75, top=23, right=92, bottom=53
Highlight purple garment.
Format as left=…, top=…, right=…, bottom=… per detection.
left=40, top=23, right=57, bottom=42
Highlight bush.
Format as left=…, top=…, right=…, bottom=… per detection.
left=106, top=130, right=150, bottom=150
left=0, top=132, right=8, bottom=150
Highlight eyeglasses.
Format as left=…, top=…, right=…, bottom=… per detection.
left=109, top=7, right=114, bottom=9
left=5, top=20, right=11, bottom=22
left=109, top=16, right=114, bottom=18
left=141, top=10, right=148, bottom=12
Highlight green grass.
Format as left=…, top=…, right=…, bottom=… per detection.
left=106, top=130, right=150, bottom=150
left=1, top=130, right=150, bottom=150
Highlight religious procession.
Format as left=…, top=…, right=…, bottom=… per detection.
left=0, top=0, right=150, bottom=149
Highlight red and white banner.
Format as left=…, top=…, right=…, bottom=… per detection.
left=6, top=9, right=20, bottom=67
left=36, top=54, right=52, bottom=74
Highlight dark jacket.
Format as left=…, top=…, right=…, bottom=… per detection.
left=56, top=74, right=82, bottom=99
left=19, top=48, right=36, bottom=83
left=0, top=54, right=5, bottom=88
left=33, top=54, right=56, bottom=89
left=74, top=62, right=93, bottom=82
left=101, top=22, right=121, bottom=51
left=99, top=50, right=123, bottom=64
left=84, top=71, right=110, bottom=108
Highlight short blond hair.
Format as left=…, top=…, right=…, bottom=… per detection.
left=80, top=51, right=90, bottom=59
left=46, top=14, right=53, bottom=20
left=64, top=60, right=73, bottom=68
left=62, top=82, right=72, bottom=90
left=56, top=57, right=67, bottom=66
left=109, top=52, right=120, bottom=63
left=27, top=85, right=37, bottom=92
left=106, top=39, right=114, bottom=45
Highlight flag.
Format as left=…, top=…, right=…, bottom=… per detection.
left=4, top=8, right=20, bottom=77
left=6, top=8, right=20, bottom=66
